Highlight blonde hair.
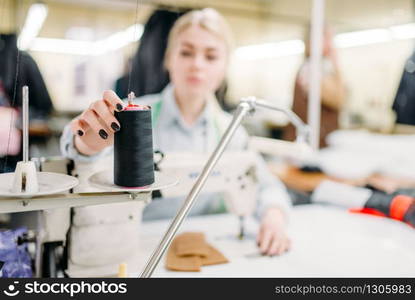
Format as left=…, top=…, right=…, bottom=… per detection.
left=164, top=8, right=234, bottom=68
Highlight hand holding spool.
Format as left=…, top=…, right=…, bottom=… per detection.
left=71, top=90, right=155, bottom=188
left=114, top=93, right=155, bottom=187
left=70, top=90, right=125, bottom=156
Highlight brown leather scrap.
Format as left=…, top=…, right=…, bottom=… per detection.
left=165, top=232, right=228, bottom=272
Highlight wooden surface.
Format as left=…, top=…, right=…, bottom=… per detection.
left=393, top=124, right=415, bottom=135
left=29, top=123, right=52, bottom=136
left=269, top=163, right=415, bottom=193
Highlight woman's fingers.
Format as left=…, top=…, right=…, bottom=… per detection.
left=257, top=225, right=291, bottom=256
left=70, top=118, right=89, bottom=137
left=69, top=90, right=124, bottom=148
left=259, top=229, right=273, bottom=254
left=256, top=227, right=263, bottom=246
left=103, top=90, right=125, bottom=112
left=71, top=97, right=121, bottom=139
left=267, top=236, right=281, bottom=256
left=69, top=94, right=122, bottom=156
left=79, top=109, right=109, bottom=140
left=276, top=237, right=289, bottom=256
left=90, top=100, right=120, bottom=133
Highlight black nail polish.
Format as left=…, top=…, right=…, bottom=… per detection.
left=99, top=129, right=108, bottom=139
left=111, top=122, right=120, bottom=132
left=116, top=104, right=123, bottom=111
left=77, top=130, right=84, bottom=136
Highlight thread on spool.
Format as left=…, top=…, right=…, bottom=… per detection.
left=114, top=104, right=155, bottom=187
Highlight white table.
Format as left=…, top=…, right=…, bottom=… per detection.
left=134, top=204, right=415, bottom=277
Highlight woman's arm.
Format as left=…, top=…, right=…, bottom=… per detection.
left=321, top=46, right=346, bottom=111
left=225, top=123, right=292, bottom=256
left=254, top=153, right=292, bottom=256
left=321, top=70, right=345, bottom=111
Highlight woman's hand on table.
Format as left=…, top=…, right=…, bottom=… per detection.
left=71, top=90, right=124, bottom=156
left=257, top=207, right=291, bottom=256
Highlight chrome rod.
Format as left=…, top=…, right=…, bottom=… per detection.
left=140, top=102, right=252, bottom=278
left=22, top=86, right=29, bottom=162
left=140, top=97, right=309, bottom=278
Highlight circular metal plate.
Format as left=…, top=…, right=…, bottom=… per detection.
left=0, top=172, right=79, bottom=198
left=88, top=170, right=177, bottom=192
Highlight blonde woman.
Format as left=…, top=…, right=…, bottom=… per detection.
left=61, top=8, right=292, bottom=256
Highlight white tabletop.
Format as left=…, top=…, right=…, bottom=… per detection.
left=134, top=204, right=415, bottom=277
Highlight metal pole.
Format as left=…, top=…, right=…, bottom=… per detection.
left=140, top=97, right=310, bottom=277
left=140, top=102, right=252, bottom=278
left=254, top=99, right=309, bottom=143
left=308, top=0, right=325, bottom=150
left=22, top=86, right=29, bottom=162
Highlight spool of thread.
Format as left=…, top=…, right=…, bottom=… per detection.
left=114, top=104, right=154, bottom=187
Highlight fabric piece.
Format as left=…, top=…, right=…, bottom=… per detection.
left=165, top=232, right=228, bottom=272
left=201, top=245, right=229, bottom=266
left=166, top=236, right=202, bottom=272
left=174, top=232, right=210, bottom=257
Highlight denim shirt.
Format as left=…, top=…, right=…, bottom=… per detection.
left=60, top=84, right=292, bottom=221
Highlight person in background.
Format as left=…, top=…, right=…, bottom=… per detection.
left=0, top=33, right=53, bottom=172
left=0, top=81, right=20, bottom=163
left=284, top=25, right=346, bottom=148
left=61, top=8, right=292, bottom=256
left=115, top=9, right=185, bottom=99
left=115, top=8, right=231, bottom=111
left=392, top=49, right=415, bottom=126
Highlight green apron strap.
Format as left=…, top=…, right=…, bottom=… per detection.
left=151, top=100, right=162, bottom=128
left=213, top=118, right=222, bottom=143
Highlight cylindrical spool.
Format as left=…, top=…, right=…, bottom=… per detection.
left=114, top=105, right=154, bottom=187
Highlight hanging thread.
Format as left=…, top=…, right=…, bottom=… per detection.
left=113, top=0, right=155, bottom=187
left=126, top=0, right=141, bottom=96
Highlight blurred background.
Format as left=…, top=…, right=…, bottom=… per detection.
left=1, top=0, right=414, bottom=156
left=2, top=0, right=415, bottom=279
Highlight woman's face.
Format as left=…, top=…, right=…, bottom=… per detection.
left=166, top=25, right=227, bottom=100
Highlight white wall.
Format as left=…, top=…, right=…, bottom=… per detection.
left=19, top=0, right=414, bottom=128
left=31, top=50, right=129, bottom=112
left=228, top=39, right=414, bottom=113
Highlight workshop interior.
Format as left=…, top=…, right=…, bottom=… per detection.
left=0, top=0, right=415, bottom=278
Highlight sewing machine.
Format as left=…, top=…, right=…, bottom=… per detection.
left=156, top=151, right=258, bottom=217
left=65, top=150, right=259, bottom=277
left=0, top=87, right=310, bottom=277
